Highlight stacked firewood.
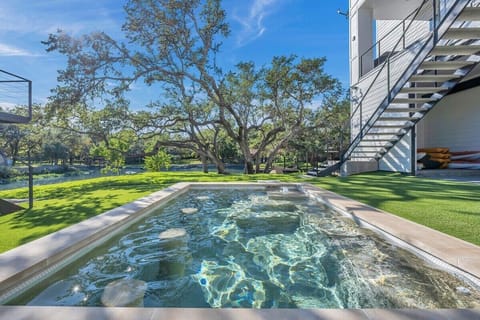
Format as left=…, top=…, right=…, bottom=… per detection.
left=417, top=148, right=450, bottom=169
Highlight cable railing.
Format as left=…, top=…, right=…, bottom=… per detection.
left=359, top=6, right=430, bottom=77
left=343, top=0, right=470, bottom=164
left=0, top=69, right=32, bottom=123
left=350, top=0, right=432, bottom=144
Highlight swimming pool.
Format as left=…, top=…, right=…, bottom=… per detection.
left=6, top=186, right=480, bottom=309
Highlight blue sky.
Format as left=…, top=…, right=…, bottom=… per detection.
left=0, top=0, right=349, bottom=108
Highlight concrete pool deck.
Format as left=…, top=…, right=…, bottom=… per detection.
left=0, top=182, right=479, bottom=319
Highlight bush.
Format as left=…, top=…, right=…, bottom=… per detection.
left=0, top=166, right=21, bottom=179
left=145, top=151, right=171, bottom=172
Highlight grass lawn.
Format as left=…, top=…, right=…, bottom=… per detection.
left=0, top=171, right=479, bottom=253
left=0, top=172, right=301, bottom=253
left=310, top=172, right=480, bottom=247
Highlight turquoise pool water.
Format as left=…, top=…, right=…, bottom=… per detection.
left=10, top=188, right=480, bottom=308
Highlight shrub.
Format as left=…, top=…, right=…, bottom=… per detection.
left=145, top=151, right=171, bottom=172
left=0, top=166, right=20, bottom=179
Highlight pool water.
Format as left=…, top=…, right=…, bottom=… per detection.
left=10, top=188, right=480, bottom=308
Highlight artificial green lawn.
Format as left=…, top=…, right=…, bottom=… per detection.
left=0, top=172, right=301, bottom=253
left=0, top=171, right=479, bottom=253
left=312, top=172, right=480, bottom=247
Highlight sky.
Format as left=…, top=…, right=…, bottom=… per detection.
left=0, top=0, right=349, bottom=109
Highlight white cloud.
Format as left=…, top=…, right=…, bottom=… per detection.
left=0, top=1, right=122, bottom=37
left=233, top=0, right=281, bottom=47
left=0, top=43, right=37, bottom=57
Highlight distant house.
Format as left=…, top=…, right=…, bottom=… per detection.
left=344, top=0, right=480, bottom=175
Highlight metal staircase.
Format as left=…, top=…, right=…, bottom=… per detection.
left=333, top=0, right=480, bottom=176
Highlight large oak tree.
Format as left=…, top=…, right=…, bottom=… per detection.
left=43, top=0, right=343, bottom=173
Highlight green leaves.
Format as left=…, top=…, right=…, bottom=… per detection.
left=144, top=150, right=172, bottom=171
left=42, top=1, right=345, bottom=175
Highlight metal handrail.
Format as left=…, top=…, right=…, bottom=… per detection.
left=349, top=0, right=430, bottom=129
left=342, top=0, right=469, bottom=165
left=0, top=69, right=32, bottom=122
left=359, top=6, right=423, bottom=77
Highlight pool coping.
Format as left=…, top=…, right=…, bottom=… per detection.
left=0, top=181, right=479, bottom=319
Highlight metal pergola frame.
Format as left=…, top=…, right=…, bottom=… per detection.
left=0, top=69, right=33, bottom=209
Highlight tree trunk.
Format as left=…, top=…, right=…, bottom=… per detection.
left=215, top=160, right=226, bottom=174
left=255, top=162, right=261, bottom=174
left=238, top=141, right=255, bottom=174
left=204, top=149, right=226, bottom=174
left=199, top=154, right=209, bottom=173
left=254, top=152, right=263, bottom=173
left=264, top=143, right=285, bottom=173
left=244, top=160, right=255, bottom=174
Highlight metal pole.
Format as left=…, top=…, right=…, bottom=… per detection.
left=433, top=0, right=438, bottom=44
left=378, top=41, right=381, bottom=62
left=360, top=103, right=363, bottom=138
left=409, top=84, right=417, bottom=176
left=360, top=55, right=363, bottom=77
left=28, top=148, right=33, bottom=209
left=28, top=81, right=32, bottom=121
left=387, top=58, right=391, bottom=100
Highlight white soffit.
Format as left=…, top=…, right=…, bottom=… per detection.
left=362, top=0, right=425, bottom=20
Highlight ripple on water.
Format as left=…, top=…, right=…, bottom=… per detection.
left=16, top=189, right=480, bottom=308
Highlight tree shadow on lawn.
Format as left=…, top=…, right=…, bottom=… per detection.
left=2, top=172, right=301, bottom=248
left=12, top=196, right=107, bottom=229
left=8, top=173, right=267, bottom=231
left=9, top=192, right=133, bottom=245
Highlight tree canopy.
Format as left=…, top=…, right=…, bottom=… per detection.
left=37, top=0, right=349, bottom=174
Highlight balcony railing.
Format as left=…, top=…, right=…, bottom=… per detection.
left=0, top=69, right=32, bottom=124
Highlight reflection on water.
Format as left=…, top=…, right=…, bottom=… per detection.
left=12, top=189, right=480, bottom=308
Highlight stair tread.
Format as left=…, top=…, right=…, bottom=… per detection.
left=359, top=146, right=393, bottom=149
left=365, top=132, right=402, bottom=135
left=420, top=61, right=475, bottom=70
left=352, top=151, right=383, bottom=154
left=372, top=123, right=413, bottom=129
left=431, top=45, right=480, bottom=56
left=410, top=74, right=461, bottom=82
left=400, top=87, right=448, bottom=93
left=392, top=98, right=437, bottom=103
left=378, top=116, right=418, bottom=120
left=443, top=27, right=480, bottom=39
left=457, top=7, right=480, bottom=21
left=383, top=108, right=428, bottom=112
left=361, top=139, right=400, bottom=142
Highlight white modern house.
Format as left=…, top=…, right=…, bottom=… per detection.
left=343, top=0, right=480, bottom=175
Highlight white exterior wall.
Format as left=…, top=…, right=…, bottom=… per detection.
left=349, top=0, right=428, bottom=175
left=379, top=132, right=412, bottom=173
left=350, top=6, right=373, bottom=84
left=417, top=86, right=480, bottom=152
left=350, top=0, right=426, bottom=85
left=376, top=20, right=430, bottom=55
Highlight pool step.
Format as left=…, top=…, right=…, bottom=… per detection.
left=267, top=190, right=307, bottom=200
